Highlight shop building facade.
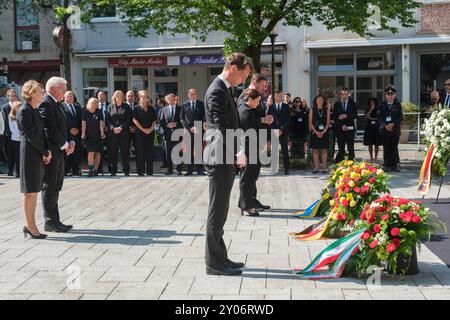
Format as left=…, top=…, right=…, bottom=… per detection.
left=70, top=1, right=450, bottom=111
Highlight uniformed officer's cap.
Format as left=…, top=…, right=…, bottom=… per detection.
left=384, top=85, right=397, bottom=94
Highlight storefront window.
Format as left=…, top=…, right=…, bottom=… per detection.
left=357, top=52, right=395, bottom=71
left=260, top=62, right=282, bottom=100
left=155, top=82, right=178, bottom=97
left=420, top=53, right=450, bottom=107
left=154, top=68, right=178, bottom=77
left=318, top=55, right=353, bottom=72
left=131, top=68, right=149, bottom=92
left=83, top=68, right=107, bottom=104
left=113, top=68, right=128, bottom=93
left=317, top=76, right=354, bottom=105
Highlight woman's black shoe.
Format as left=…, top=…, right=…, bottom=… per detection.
left=23, top=227, right=47, bottom=239
left=240, top=208, right=260, bottom=216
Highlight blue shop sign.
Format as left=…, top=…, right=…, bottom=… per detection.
left=181, top=55, right=225, bottom=65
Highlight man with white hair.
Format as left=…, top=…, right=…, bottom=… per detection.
left=39, top=77, right=74, bottom=233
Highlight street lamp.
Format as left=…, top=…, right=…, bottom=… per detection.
left=269, top=26, right=278, bottom=101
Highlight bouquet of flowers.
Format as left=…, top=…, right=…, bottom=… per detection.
left=315, top=160, right=357, bottom=217
left=422, top=109, right=450, bottom=177
left=347, top=196, right=446, bottom=277
left=327, top=162, right=390, bottom=237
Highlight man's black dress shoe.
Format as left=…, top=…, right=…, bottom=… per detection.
left=44, top=223, right=69, bottom=233
left=225, top=259, right=245, bottom=269
left=206, top=264, right=242, bottom=276
left=253, top=198, right=270, bottom=210
left=57, top=222, right=73, bottom=230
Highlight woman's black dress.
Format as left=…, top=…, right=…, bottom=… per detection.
left=82, top=109, right=103, bottom=153
left=363, top=106, right=382, bottom=146
left=310, top=107, right=329, bottom=150
left=133, top=105, right=157, bottom=175
left=16, top=103, right=49, bottom=193
left=290, top=108, right=309, bottom=140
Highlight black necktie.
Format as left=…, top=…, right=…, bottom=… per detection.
left=191, top=101, right=195, bottom=111
left=445, top=95, right=450, bottom=107
left=343, top=102, right=347, bottom=112
left=70, top=104, right=75, bottom=116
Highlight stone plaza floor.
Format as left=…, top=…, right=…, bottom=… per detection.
left=0, top=169, right=450, bottom=300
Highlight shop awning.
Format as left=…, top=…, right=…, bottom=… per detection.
left=305, top=35, right=450, bottom=49
left=73, top=42, right=287, bottom=58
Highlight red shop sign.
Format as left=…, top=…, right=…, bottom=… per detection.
left=108, top=56, right=167, bottom=67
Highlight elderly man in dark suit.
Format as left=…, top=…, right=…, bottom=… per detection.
left=333, top=87, right=358, bottom=163
left=62, top=91, right=82, bottom=176
left=180, top=88, right=206, bottom=176
left=159, top=93, right=183, bottom=175
left=204, top=53, right=253, bottom=276
left=39, top=77, right=74, bottom=233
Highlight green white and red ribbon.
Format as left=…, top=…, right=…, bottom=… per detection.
left=295, top=228, right=366, bottom=279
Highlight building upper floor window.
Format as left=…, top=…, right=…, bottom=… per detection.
left=15, top=0, right=40, bottom=51
left=92, top=4, right=116, bottom=18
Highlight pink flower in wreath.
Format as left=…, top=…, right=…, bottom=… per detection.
left=387, top=243, right=396, bottom=253
left=369, top=177, right=376, bottom=184
left=369, top=240, right=378, bottom=248
left=392, top=238, right=401, bottom=248
left=381, top=214, right=390, bottom=221
left=341, top=199, right=349, bottom=207
left=390, top=228, right=400, bottom=237
left=412, top=215, right=422, bottom=223
left=362, top=231, right=371, bottom=240
left=373, top=224, right=381, bottom=233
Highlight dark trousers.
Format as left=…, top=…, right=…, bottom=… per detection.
left=186, top=132, right=203, bottom=174
left=107, top=132, right=130, bottom=174
left=164, top=136, right=181, bottom=173
left=280, top=133, right=289, bottom=170
left=98, top=139, right=108, bottom=174
left=0, top=136, right=7, bottom=165
left=42, top=150, right=65, bottom=224
left=135, top=131, right=154, bottom=174
left=239, top=162, right=261, bottom=210
left=158, top=133, right=167, bottom=167
left=65, top=135, right=81, bottom=174
left=335, top=131, right=355, bottom=163
left=205, top=164, right=235, bottom=267
left=7, top=139, right=20, bottom=175
left=383, top=134, right=400, bottom=169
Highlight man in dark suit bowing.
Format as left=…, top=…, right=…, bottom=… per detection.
left=334, top=87, right=357, bottom=163
left=440, top=79, right=450, bottom=108
left=62, top=91, right=82, bottom=176
left=39, top=77, right=74, bottom=233
left=180, top=88, right=206, bottom=176
left=267, top=90, right=291, bottom=175
left=204, top=53, right=253, bottom=276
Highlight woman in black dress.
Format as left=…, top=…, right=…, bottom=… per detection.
left=81, top=98, right=105, bottom=177
left=363, top=97, right=381, bottom=162
left=309, top=94, right=330, bottom=173
left=105, top=90, right=132, bottom=176
left=238, top=89, right=263, bottom=216
left=16, top=80, right=52, bottom=239
left=290, top=97, right=309, bottom=157
left=133, top=90, right=157, bottom=176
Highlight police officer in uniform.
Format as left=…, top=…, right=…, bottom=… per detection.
left=378, top=85, right=403, bottom=172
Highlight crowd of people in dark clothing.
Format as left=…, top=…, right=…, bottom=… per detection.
left=0, top=76, right=409, bottom=179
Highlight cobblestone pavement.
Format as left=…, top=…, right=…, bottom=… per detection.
left=0, top=169, right=449, bottom=300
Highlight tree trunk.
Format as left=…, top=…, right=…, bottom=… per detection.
left=244, top=44, right=262, bottom=73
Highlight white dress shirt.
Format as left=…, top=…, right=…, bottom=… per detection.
left=8, top=117, right=20, bottom=142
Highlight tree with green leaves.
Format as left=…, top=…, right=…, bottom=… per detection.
left=97, top=0, right=421, bottom=71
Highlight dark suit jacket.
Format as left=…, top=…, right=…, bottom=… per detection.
left=39, top=93, right=73, bottom=154
left=180, top=100, right=205, bottom=130
left=204, top=77, right=241, bottom=166
left=237, top=92, right=266, bottom=118
left=105, top=103, right=132, bottom=134
left=333, top=99, right=358, bottom=133
left=440, top=93, right=450, bottom=108
left=377, top=101, right=403, bottom=137
left=17, top=103, right=49, bottom=157
left=62, top=102, right=82, bottom=132
left=238, top=103, right=261, bottom=163
left=267, top=103, right=291, bottom=134
left=159, top=105, right=182, bottom=140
